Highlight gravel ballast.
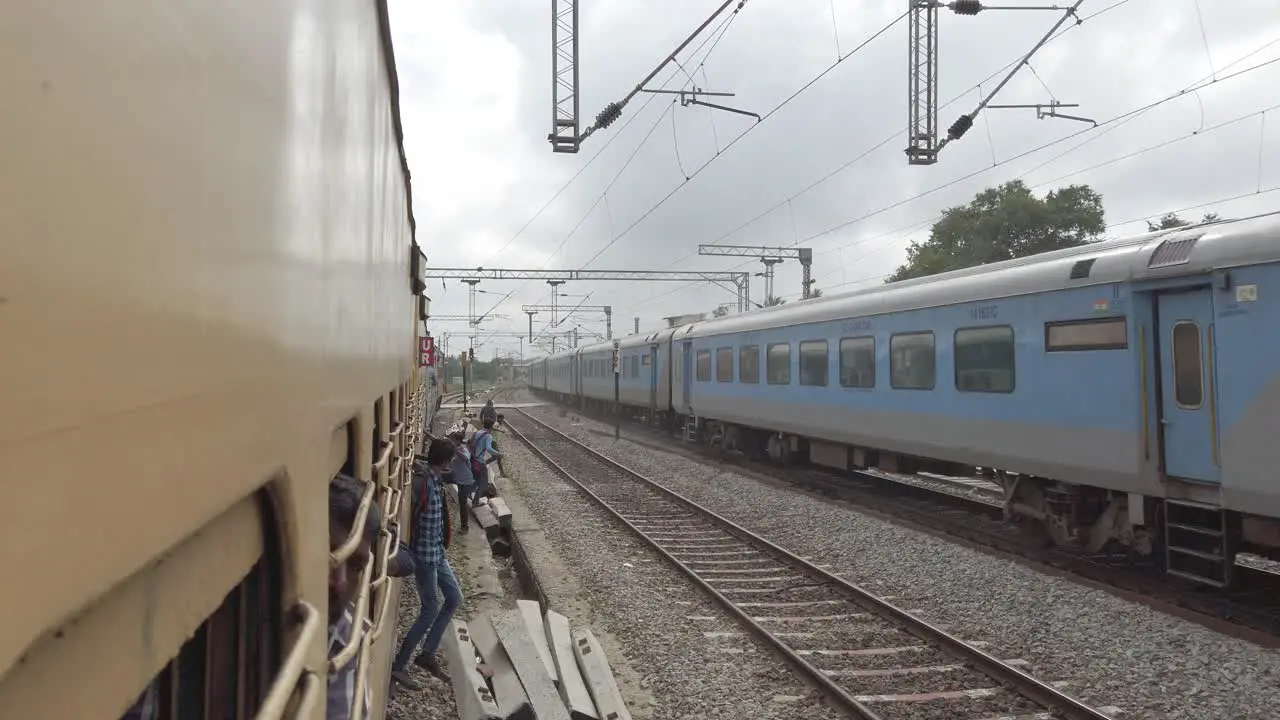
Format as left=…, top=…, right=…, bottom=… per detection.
left=521, top=401, right=1280, bottom=720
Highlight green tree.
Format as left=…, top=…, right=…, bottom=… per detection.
left=1147, top=211, right=1221, bottom=232
left=711, top=304, right=731, bottom=318
left=764, top=295, right=786, bottom=307
left=886, top=180, right=1105, bottom=283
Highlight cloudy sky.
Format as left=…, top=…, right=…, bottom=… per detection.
left=389, top=0, right=1280, bottom=360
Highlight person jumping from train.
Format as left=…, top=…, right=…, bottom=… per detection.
left=392, top=438, right=462, bottom=690
left=470, top=417, right=502, bottom=504
left=447, top=428, right=477, bottom=532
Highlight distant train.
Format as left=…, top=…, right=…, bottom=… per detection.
left=529, top=212, right=1280, bottom=588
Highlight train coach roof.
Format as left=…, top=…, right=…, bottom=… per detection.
left=680, top=211, right=1280, bottom=339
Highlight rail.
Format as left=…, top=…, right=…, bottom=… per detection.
left=506, top=409, right=1114, bottom=720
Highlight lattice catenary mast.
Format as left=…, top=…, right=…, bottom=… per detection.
left=907, top=0, right=1089, bottom=166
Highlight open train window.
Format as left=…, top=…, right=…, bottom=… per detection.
left=839, top=337, right=875, bottom=388
left=799, top=340, right=828, bottom=387
left=739, top=345, right=760, bottom=384
left=890, top=332, right=935, bottom=390
left=716, top=348, right=733, bottom=382
left=1172, top=322, right=1203, bottom=408
left=955, top=326, right=1015, bottom=393
left=767, top=343, right=791, bottom=385
left=124, top=494, right=283, bottom=720
left=1045, top=317, right=1127, bottom=351
left=696, top=350, right=711, bottom=382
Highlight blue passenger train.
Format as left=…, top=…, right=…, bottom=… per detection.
left=528, top=212, right=1280, bottom=587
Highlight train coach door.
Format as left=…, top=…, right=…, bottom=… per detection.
left=678, top=341, right=693, bottom=410
left=1155, top=289, right=1220, bottom=484
left=648, top=344, right=660, bottom=416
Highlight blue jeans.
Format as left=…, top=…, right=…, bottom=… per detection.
left=392, top=560, right=463, bottom=670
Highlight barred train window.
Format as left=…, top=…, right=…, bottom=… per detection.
left=716, top=347, right=733, bottom=382
left=955, top=326, right=1015, bottom=393
left=767, top=343, right=791, bottom=385
left=799, top=340, right=828, bottom=387
left=839, top=336, right=875, bottom=388
left=739, top=345, right=760, bottom=384
left=890, top=332, right=935, bottom=390
left=696, top=349, right=711, bottom=382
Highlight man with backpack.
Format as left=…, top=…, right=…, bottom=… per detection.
left=469, top=417, right=502, bottom=506
left=391, top=438, right=462, bottom=690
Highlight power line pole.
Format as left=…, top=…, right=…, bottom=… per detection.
left=549, top=0, right=581, bottom=152
left=548, top=0, right=745, bottom=152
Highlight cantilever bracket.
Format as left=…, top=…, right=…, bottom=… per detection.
left=641, top=88, right=761, bottom=122
left=988, top=100, right=1096, bottom=127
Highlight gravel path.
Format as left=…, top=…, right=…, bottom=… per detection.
left=521, top=402, right=1280, bottom=720
left=500, top=435, right=852, bottom=720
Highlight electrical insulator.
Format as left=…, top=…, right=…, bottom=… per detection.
left=595, top=102, right=623, bottom=130
left=948, top=114, right=974, bottom=140
left=950, top=0, right=982, bottom=15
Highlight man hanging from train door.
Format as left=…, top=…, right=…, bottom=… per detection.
left=328, top=476, right=415, bottom=718
left=391, top=438, right=463, bottom=691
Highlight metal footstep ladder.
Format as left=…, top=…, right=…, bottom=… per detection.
left=1164, top=498, right=1234, bottom=587
left=683, top=414, right=699, bottom=443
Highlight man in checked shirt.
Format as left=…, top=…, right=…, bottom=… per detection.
left=389, top=437, right=462, bottom=691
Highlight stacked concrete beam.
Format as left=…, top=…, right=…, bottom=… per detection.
left=449, top=600, right=629, bottom=720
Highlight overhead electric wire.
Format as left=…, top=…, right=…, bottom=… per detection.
left=809, top=189, right=1280, bottom=296
left=576, top=10, right=911, bottom=270
left=792, top=56, right=1280, bottom=249
left=625, top=0, right=1142, bottom=310
left=821, top=103, right=1279, bottom=280
left=477, top=9, right=740, bottom=268
left=628, top=0, right=1141, bottom=299
left=536, top=9, right=750, bottom=268
left=626, top=43, right=1280, bottom=311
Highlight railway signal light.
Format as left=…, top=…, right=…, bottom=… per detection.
left=469, top=348, right=476, bottom=363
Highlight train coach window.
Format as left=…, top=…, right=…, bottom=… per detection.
left=1045, top=317, right=1128, bottom=351
left=767, top=343, right=791, bottom=385
left=696, top=350, right=712, bottom=381
left=955, top=326, right=1015, bottom=393
left=839, top=337, right=875, bottom=388
left=799, top=340, right=829, bottom=387
left=1172, top=322, right=1203, bottom=407
left=740, top=345, right=760, bottom=384
left=716, top=348, right=734, bottom=382
left=890, top=332, right=935, bottom=390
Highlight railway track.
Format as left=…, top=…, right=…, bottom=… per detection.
left=506, top=409, right=1117, bottom=720
left=533, top=394, right=1280, bottom=645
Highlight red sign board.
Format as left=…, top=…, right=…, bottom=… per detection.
left=419, top=336, right=435, bottom=367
